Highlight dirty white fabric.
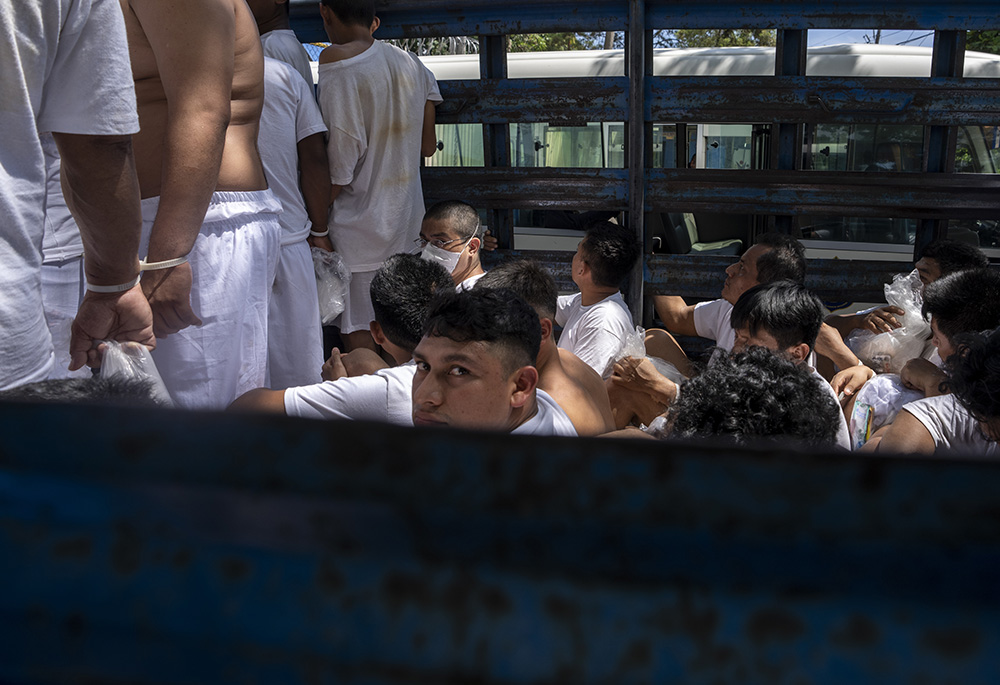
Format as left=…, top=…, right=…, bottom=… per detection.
left=267, top=241, right=324, bottom=389
left=693, top=298, right=737, bottom=352
left=139, top=191, right=281, bottom=409
left=336, top=269, right=377, bottom=334
left=318, top=40, right=441, bottom=272
left=0, top=0, right=138, bottom=390
left=810, top=367, right=852, bottom=450
left=285, top=361, right=416, bottom=425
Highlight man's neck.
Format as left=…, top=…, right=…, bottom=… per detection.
left=507, top=396, right=539, bottom=432
left=452, top=261, right=485, bottom=286
left=534, top=338, right=558, bottom=377
left=256, top=13, right=290, bottom=36
left=579, top=285, right=619, bottom=307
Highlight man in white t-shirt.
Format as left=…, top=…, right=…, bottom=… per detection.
left=258, top=57, right=331, bottom=389
left=868, top=325, right=1000, bottom=456
left=230, top=253, right=452, bottom=423
left=0, top=0, right=154, bottom=390
left=417, top=200, right=487, bottom=291
left=556, top=221, right=641, bottom=378
left=317, top=0, right=442, bottom=353
left=248, top=0, right=315, bottom=89
left=412, top=289, right=577, bottom=437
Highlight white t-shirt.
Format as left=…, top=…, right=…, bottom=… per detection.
left=810, top=368, right=852, bottom=450
left=0, top=0, right=139, bottom=390
left=260, top=29, right=314, bottom=90
left=903, top=394, right=999, bottom=457
left=555, top=291, right=634, bottom=378
left=456, top=272, right=486, bottom=292
left=318, top=40, right=442, bottom=271
left=284, top=362, right=416, bottom=425
left=40, top=134, right=83, bottom=264
left=260, top=58, right=328, bottom=245
left=693, top=298, right=737, bottom=352
left=512, top=390, right=578, bottom=437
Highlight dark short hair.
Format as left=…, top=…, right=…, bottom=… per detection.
left=917, top=239, right=989, bottom=277
left=580, top=221, right=641, bottom=288
left=423, top=288, right=541, bottom=375
left=754, top=232, right=807, bottom=285
left=668, top=347, right=841, bottom=447
left=946, top=326, right=1000, bottom=424
left=320, top=0, right=375, bottom=27
left=474, top=259, right=558, bottom=321
left=370, top=253, right=452, bottom=353
left=922, top=268, right=1000, bottom=346
left=730, top=280, right=824, bottom=352
left=0, top=377, right=166, bottom=408
left=423, top=200, right=481, bottom=242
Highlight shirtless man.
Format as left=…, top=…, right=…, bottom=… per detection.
left=476, top=260, right=615, bottom=436
left=120, top=0, right=282, bottom=408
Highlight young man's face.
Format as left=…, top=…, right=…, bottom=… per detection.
left=411, top=335, right=522, bottom=431
left=721, top=245, right=769, bottom=304
left=915, top=256, right=942, bottom=287
left=732, top=324, right=808, bottom=363
left=930, top=316, right=956, bottom=360
left=419, top=218, right=477, bottom=279
left=570, top=239, right=588, bottom=289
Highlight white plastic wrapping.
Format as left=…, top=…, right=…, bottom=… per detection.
left=99, top=340, right=173, bottom=406
left=847, top=269, right=930, bottom=373
left=312, top=247, right=352, bottom=325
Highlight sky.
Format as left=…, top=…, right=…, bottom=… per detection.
left=808, top=29, right=935, bottom=48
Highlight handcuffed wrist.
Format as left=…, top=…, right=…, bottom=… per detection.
left=140, top=255, right=189, bottom=271
left=310, top=229, right=330, bottom=237
left=86, top=274, right=141, bottom=293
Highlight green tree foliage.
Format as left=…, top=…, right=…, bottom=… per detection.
left=967, top=30, right=1000, bottom=55
left=507, top=33, right=585, bottom=52
left=669, top=29, right=776, bottom=48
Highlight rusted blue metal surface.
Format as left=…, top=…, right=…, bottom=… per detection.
left=3, top=401, right=1000, bottom=683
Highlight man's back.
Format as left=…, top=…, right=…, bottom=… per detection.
left=121, top=0, right=267, bottom=197
left=544, top=349, right=616, bottom=435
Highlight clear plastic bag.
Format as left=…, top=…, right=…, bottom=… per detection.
left=99, top=340, right=173, bottom=406
left=606, top=325, right=687, bottom=384
left=846, top=268, right=931, bottom=373
left=312, top=247, right=351, bottom=325
left=848, top=373, right=923, bottom=448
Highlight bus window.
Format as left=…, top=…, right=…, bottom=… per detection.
left=803, top=124, right=924, bottom=172
left=797, top=215, right=918, bottom=248
left=509, top=122, right=617, bottom=168
left=955, top=125, right=1000, bottom=174
left=427, top=123, right=485, bottom=167
left=949, top=218, right=1000, bottom=251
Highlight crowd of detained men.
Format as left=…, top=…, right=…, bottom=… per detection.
left=3, top=0, right=998, bottom=455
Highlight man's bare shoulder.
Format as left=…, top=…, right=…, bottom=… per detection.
left=319, top=40, right=371, bottom=64
left=544, top=353, right=615, bottom=435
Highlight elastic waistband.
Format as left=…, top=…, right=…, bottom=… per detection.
left=141, top=189, right=282, bottom=226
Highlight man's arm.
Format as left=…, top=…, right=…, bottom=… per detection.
left=825, top=306, right=905, bottom=337
left=421, top=100, right=437, bottom=157
left=229, top=387, right=287, bottom=413
left=900, top=358, right=948, bottom=397
left=652, top=295, right=698, bottom=337
left=867, top=409, right=936, bottom=454
left=129, top=0, right=236, bottom=336
left=298, top=131, right=334, bottom=252
left=814, top=322, right=861, bottom=372
left=54, top=132, right=155, bottom=370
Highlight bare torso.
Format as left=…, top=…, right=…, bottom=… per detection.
left=120, top=0, right=267, bottom=198
left=539, top=349, right=616, bottom=436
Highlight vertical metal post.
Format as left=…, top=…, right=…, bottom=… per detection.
left=916, top=30, right=966, bottom=258
left=771, top=29, right=806, bottom=235
left=626, top=0, right=647, bottom=323
left=480, top=34, right=513, bottom=248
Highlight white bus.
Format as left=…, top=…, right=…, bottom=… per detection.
left=418, top=44, right=1000, bottom=258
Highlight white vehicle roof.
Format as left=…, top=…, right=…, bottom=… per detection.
left=419, top=43, right=1000, bottom=80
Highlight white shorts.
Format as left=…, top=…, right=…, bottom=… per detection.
left=140, top=190, right=282, bottom=409
left=267, top=241, right=324, bottom=389
left=337, top=269, right=377, bottom=335
left=40, top=255, right=90, bottom=380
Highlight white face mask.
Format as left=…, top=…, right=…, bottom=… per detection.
left=420, top=239, right=469, bottom=274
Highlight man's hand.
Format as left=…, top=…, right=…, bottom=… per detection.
left=830, top=364, right=876, bottom=400
left=140, top=263, right=202, bottom=338
left=307, top=234, right=334, bottom=252
left=610, top=356, right=679, bottom=405
left=860, top=305, right=906, bottom=334
left=481, top=229, right=498, bottom=251
left=322, top=347, right=348, bottom=382
left=900, top=358, right=947, bottom=397
left=69, top=285, right=155, bottom=370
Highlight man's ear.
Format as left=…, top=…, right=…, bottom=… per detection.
left=371, top=16, right=380, bottom=32
left=539, top=317, right=553, bottom=343
left=369, top=320, right=387, bottom=347
left=467, top=236, right=481, bottom=255
left=509, top=366, right=539, bottom=408
left=787, top=343, right=810, bottom=364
